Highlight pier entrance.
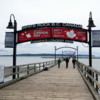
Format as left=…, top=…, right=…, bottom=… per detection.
left=4, top=13, right=100, bottom=100
left=17, top=23, right=88, bottom=44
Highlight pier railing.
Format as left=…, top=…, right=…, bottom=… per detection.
left=76, top=61, right=100, bottom=97
left=0, top=60, right=58, bottom=88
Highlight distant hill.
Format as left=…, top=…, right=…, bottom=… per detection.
left=0, top=53, right=95, bottom=57
left=16, top=53, right=72, bottom=56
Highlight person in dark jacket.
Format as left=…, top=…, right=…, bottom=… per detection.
left=72, top=58, right=76, bottom=68
left=58, top=58, right=61, bottom=68
left=65, top=57, right=69, bottom=68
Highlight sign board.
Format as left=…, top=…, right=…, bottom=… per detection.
left=31, top=38, right=73, bottom=43
left=0, top=66, right=4, bottom=84
left=52, top=28, right=87, bottom=42
left=22, top=23, right=82, bottom=30
left=92, top=30, right=100, bottom=47
left=18, top=27, right=87, bottom=43
left=5, top=32, right=14, bottom=48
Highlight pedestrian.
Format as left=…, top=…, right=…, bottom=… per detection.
left=72, top=58, right=76, bottom=68
left=58, top=58, right=61, bottom=68
left=65, top=57, right=69, bottom=68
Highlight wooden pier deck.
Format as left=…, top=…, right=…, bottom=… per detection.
left=0, top=60, right=94, bottom=100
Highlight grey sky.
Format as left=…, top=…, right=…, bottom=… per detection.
left=0, top=0, right=100, bottom=56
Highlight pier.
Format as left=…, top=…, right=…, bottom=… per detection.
left=0, top=59, right=100, bottom=100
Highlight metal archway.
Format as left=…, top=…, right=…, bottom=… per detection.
left=62, top=50, right=75, bottom=58
left=55, top=46, right=78, bottom=63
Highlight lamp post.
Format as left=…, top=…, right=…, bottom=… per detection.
left=77, top=46, right=78, bottom=60
left=7, top=14, right=17, bottom=79
left=55, top=46, right=56, bottom=64
left=72, top=51, right=74, bottom=57
left=87, top=12, right=96, bottom=67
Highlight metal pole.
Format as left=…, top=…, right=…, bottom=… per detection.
left=62, top=51, right=63, bottom=59
left=87, top=12, right=95, bottom=67
left=55, top=46, right=56, bottom=64
left=13, top=20, right=17, bottom=79
left=87, top=12, right=95, bottom=83
left=73, top=52, right=75, bottom=57
left=77, top=46, right=78, bottom=60
left=89, top=27, right=92, bottom=67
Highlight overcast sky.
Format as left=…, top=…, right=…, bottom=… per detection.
left=0, top=0, right=100, bottom=56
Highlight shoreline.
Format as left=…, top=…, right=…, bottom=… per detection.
left=42, top=57, right=100, bottom=59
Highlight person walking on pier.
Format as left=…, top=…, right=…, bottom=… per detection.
left=65, top=57, right=69, bottom=68
left=58, top=58, right=61, bottom=68
left=72, top=57, right=76, bottom=68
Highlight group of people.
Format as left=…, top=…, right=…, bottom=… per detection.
left=57, top=57, right=76, bottom=68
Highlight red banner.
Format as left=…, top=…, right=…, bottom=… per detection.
left=18, top=28, right=51, bottom=42
left=52, top=28, right=87, bottom=42
left=18, top=28, right=87, bottom=43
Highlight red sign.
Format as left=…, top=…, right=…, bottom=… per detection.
left=18, top=28, right=51, bottom=42
left=18, top=28, right=87, bottom=43
left=52, top=28, right=87, bottom=42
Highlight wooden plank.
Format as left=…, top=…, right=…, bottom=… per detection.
left=0, top=59, right=94, bottom=100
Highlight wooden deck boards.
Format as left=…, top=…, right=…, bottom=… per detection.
left=0, top=60, right=94, bottom=100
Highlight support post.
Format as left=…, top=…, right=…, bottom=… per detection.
left=62, top=51, right=63, bottom=59
left=87, top=12, right=95, bottom=67
left=55, top=46, right=56, bottom=64
left=77, top=46, right=78, bottom=60
left=13, top=20, right=17, bottom=79
left=88, top=27, right=92, bottom=67
left=87, top=12, right=96, bottom=84
left=6, top=14, right=17, bottom=79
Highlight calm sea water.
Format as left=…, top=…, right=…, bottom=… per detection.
left=0, top=56, right=100, bottom=71
left=0, top=56, right=55, bottom=67
left=79, top=58, right=100, bottom=71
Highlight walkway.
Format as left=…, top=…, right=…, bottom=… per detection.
left=0, top=59, right=94, bottom=100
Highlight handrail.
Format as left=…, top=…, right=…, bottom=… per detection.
left=0, top=60, right=58, bottom=89
left=5, top=60, right=58, bottom=78
left=76, top=60, right=100, bottom=95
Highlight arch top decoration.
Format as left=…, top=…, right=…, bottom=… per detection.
left=56, top=46, right=78, bottom=50
left=17, top=23, right=88, bottom=44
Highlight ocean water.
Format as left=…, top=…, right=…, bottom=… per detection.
left=0, top=56, right=55, bottom=67
left=0, top=56, right=100, bottom=71
left=79, top=58, right=100, bottom=71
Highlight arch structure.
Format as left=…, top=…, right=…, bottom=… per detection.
left=56, top=46, right=77, bottom=50
left=62, top=50, right=76, bottom=56
left=55, top=46, right=78, bottom=62
left=62, top=50, right=76, bottom=58
left=17, top=23, right=88, bottom=44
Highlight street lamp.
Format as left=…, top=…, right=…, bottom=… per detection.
left=87, top=12, right=96, bottom=67
left=7, top=14, right=17, bottom=79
